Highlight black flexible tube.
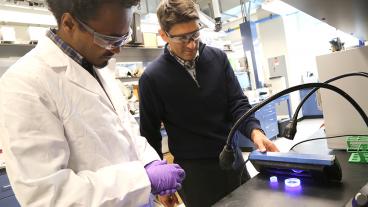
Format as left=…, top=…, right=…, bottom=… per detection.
left=225, top=82, right=368, bottom=147
left=287, top=72, right=368, bottom=139
left=289, top=134, right=368, bottom=151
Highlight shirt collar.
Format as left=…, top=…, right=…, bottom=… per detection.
left=167, top=45, right=199, bottom=70
left=46, top=29, right=93, bottom=70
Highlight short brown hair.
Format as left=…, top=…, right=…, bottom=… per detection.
left=157, top=0, right=199, bottom=32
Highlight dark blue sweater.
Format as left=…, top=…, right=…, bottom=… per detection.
left=139, top=43, right=261, bottom=159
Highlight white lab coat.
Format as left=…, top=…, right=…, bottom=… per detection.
left=0, top=36, right=160, bottom=207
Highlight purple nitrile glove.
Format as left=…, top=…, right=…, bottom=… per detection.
left=145, top=162, right=185, bottom=195
left=158, top=188, right=178, bottom=196
left=146, top=160, right=167, bottom=168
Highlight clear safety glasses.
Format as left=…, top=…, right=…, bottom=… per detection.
left=165, top=26, right=203, bottom=44
left=76, top=18, right=132, bottom=50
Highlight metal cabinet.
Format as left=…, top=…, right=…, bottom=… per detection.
left=0, top=170, right=20, bottom=207
left=255, top=103, right=278, bottom=138
left=237, top=102, right=279, bottom=150
left=299, top=89, right=323, bottom=117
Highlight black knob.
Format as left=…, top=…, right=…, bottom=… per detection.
left=355, top=193, right=368, bottom=206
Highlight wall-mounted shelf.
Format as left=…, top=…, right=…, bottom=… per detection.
left=0, top=44, right=36, bottom=58
left=0, top=44, right=163, bottom=62
left=115, top=47, right=163, bottom=62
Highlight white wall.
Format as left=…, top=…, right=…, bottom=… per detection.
left=256, top=11, right=360, bottom=116
left=257, top=16, right=296, bottom=117
left=13, top=25, right=33, bottom=43
left=257, top=17, right=288, bottom=94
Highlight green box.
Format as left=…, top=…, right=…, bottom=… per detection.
left=346, top=136, right=368, bottom=163
left=347, top=136, right=368, bottom=152
left=349, top=152, right=368, bottom=163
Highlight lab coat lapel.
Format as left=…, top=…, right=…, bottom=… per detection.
left=94, top=65, right=126, bottom=118
left=65, top=62, right=104, bottom=96
left=95, top=64, right=141, bottom=158
left=36, top=36, right=115, bottom=111
left=65, top=63, right=117, bottom=113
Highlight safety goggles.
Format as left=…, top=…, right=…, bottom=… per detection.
left=75, top=18, right=132, bottom=50
left=165, top=26, right=203, bottom=44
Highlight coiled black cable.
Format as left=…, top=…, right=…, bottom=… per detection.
left=284, top=72, right=368, bottom=140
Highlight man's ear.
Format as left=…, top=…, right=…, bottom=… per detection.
left=60, top=13, right=78, bottom=34
left=158, top=29, right=169, bottom=43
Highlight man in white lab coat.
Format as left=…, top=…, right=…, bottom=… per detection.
left=0, top=0, right=185, bottom=206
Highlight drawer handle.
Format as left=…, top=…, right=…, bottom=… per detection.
left=2, top=184, right=11, bottom=191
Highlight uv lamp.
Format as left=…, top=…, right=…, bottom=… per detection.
left=249, top=151, right=342, bottom=182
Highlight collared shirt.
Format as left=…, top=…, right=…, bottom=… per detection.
left=46, top=29, right=95, bottom=77
left=168, top=45, right=200, bottom=87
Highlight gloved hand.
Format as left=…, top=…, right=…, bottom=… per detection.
left=158, top=189, right=177, bottom=196
left=146, top=160, right=179, bottom=195
left=146, top=160, right=167, bottom=167
left=145, top=160, right=185, bottom=195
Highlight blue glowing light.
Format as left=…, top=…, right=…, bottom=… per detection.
left=270, top=176, right=278, bottom=183
left=269, top=176, right=279, bottom=190
left=291, top=169, right=304, bottom=174
left=285, top=178, right=301, bottom=187
left=285, top=185, right=302, bottom=195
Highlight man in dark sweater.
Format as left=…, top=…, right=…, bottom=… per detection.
left=139, top=0, right=279, bottom=206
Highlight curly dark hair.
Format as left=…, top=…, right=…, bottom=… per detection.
left=46, top=0, right=140, bottom=24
